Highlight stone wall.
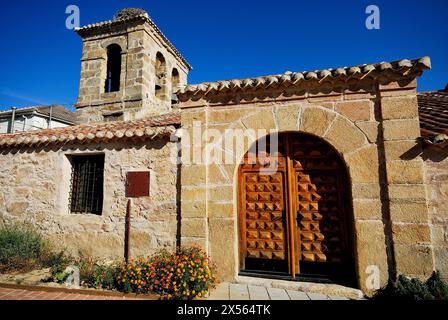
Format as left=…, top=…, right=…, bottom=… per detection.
left=0, top=138, right=179, bottom=261
left=76, top=20, right=189, bottom=123
left=179, top=78, right=435, bottom=293
left=424, top=148, right=448, bottom=279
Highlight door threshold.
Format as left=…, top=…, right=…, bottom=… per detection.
left=238, top=271, right=333, bottom=284
left=235, top=273, right=363, bottom=300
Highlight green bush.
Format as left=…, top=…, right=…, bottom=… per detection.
left=0, top=222, right=49, bottom=272
left=117, top=246, right=219, bottom=299
left=42, top=250, right=73, bottom=274
left=76, top=255, right=121, bottom=290
left=373, top=271, right=448, bottom=300
left=426, top=271, right=448, bottom=300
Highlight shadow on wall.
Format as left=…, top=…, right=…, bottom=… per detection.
left=399, top=139, right=448, bottom=162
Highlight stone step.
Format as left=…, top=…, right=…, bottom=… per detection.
left=235, top=276, right=364, bottom=300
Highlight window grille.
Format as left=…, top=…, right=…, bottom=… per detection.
left=69, top=154, right=104, bottom=215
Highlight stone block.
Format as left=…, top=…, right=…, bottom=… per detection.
left=335, top=100, right=371, bottom=121
left=208, top=202, right=234, bottom=218
left=351, top=183, right=381, bottom=199
left=207, top=164, right=231, bottom=184
left=181, top=201, right=207, bottom=218
left=381, top=96, right=419, bottom=120
left=241, top=109, right=276, bottom=130
left=208, top=108, right=252, bottom=124
left=384, top=140, right=421, bottom=161
left=182, top=218, right=207, bottom=238
left=356, top=121, right=379, bottom=143
left=389, top=200, right=429, bottom=222
left=181, top=237, right=207, bottom=250
left=181, top=110, right=206, bottom=126
left=382, top=119, right=421, bottom=141
left=300, top=107, right=336, bottom=137
left=209, top=219, right=236, bottom=280
left=394, top=244, right=434, bottom=277
left=182, top=186, right=207, bottom=202
left=345, top=146, right=380, bottom=183
left=354, top=220, right=389, bottom=292
left=434, top=247, right=448, bottom=279
left=388, top=184, right=427, bottom=200
left=181, top=165, right=206, bottom=186
left=353, top=199, right=382, bottom=220
left=324, top=117, right=366, bottom=154
left=392, top=223, right=432, bottom=244
left=386, top=161, right=424, bottom=184
left=208, top=185, right=233, bottom=202
left=276, top=105, right=300, bottom=130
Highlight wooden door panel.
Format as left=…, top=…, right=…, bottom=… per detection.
left=289, top=135, right=351, bottom=270
left=242, top=172, right=288, bottom=262
left=295, top=172, right=327, bottom=263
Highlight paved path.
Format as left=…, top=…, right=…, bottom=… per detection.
left=207, top=283, right=350, bottom=300
left=0, top=283, right=356, bottom=301
left=0, top=287, right=142, bottom=300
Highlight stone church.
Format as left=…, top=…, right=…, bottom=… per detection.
left=0, top=8, right=447, bottom=293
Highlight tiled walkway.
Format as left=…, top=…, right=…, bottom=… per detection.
left=0, top=282, right=358, bottom=300
left=207, top=283, right=350, bottom=300
left=0, top=287, right=142, bottom=300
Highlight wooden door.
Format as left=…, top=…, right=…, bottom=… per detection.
left=239, top=135, right=290, bottom=273
left=241, top=171, right=289, bottom=273
left=238, top=133, right=355, bottom=284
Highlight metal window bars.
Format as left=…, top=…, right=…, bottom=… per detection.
left=69, top=154, right=104, bottom=215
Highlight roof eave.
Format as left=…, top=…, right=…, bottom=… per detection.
left=177, top=56, right=431, bottom=100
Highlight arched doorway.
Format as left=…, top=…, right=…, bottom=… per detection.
left=238, top=132, right=356, bottom=286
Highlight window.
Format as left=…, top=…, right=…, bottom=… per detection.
left=155, top=52, right=166, bottom=98
left=171, top=68, right=180, bottom=104
left=105, top=44, right=122, bottom=93
left=69, top=154, right=104, bottom=215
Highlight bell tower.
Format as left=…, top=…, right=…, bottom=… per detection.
left=74, top=8, right=191, bottom=123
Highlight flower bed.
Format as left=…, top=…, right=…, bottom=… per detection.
left=1, top=222, right=219, bottom=299
left=117, top=247, right=219, bottom=300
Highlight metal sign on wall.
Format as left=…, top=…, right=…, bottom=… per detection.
left=126, top=171, right=150, bottom=198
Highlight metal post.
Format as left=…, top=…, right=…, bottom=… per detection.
left=125, top=198, right=132, bottom=263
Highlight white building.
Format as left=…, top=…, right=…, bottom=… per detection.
left=0, top=105, right=75, bottom=134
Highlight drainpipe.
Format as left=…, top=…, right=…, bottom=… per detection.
left=10, top=107, right=17, bottom=133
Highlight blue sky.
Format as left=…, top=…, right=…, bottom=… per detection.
left=0, top=0, right=447, bottom=110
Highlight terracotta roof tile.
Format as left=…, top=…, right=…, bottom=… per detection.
left=0, top=112, right=180, bottom=149
left=178, top=57, right=431, bottom=100
left=418, top=90, right=448, bottom=138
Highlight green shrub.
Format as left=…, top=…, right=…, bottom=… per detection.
left=76, top=255, right=121, bottom=290
left=373, top=272, right=448, bottom=301
left=117, top=246, right=219, bottom=299
left=42, top=250, right=73, bottom=274
left=426, top=271, right=448, bottom=300
left=0, top=222, right=49, bottom=272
